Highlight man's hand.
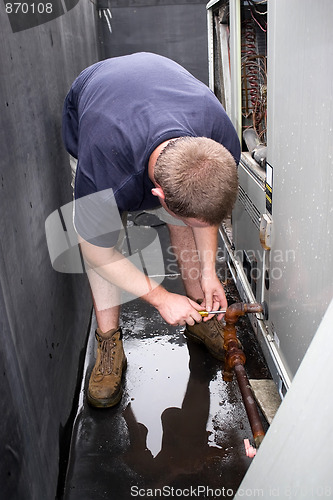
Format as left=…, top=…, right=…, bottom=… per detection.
left=144, top=287, right=203, bottom=326
left=191, top=224, right=228, bottom=321
left=200, top=272, right=228, bottom=322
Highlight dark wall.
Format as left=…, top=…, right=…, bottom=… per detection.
left=0, top=3, right=99, bottom=499
left=97, top=0, right=209, bottom=84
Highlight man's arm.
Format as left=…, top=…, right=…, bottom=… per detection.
left=191, top=224, right=227, bottom=320
left=78, top=236, right=203, bottom=326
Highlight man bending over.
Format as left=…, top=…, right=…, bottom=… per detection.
left=62, top=52, right=240, bottom=408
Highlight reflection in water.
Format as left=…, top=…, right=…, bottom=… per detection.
left=123, top=333, right=191, bottom=456
left=122, top=341, right=227, bottom=487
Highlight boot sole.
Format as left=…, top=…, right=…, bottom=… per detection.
left=184, top=329, right=225, bottom=362
left=87, top=358, right=127, bottom=409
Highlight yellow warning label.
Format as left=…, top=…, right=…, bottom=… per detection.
left=266, top=162, right=273, bottom=214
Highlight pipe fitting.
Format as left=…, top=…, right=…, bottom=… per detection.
left=223, top=302, right=262, bottom=379
left=224, top=344, right=246, bottom=382
left=224, top=302, right=263, bottom=324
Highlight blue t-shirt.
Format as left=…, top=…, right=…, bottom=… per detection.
left=62, top=52, right=240, bottom=246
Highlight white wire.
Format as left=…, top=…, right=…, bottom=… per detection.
left=103, top=9, right=112, bottom=33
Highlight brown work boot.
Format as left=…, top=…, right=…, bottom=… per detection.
left=87, top=327, right=127, bottom=408
left=184, top=317, right=225, bottom=361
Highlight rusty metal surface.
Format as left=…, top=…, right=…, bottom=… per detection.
left=234, top=364, right=265, bottom=448
left=222, top=302, right=265, bottom=446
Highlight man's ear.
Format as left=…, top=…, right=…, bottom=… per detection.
left=151, top=187, right=165, bottom=200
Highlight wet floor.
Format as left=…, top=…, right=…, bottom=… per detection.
left=62, top=218, right=270, bottom=500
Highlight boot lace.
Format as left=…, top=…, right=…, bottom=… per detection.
left=97, top=336, right=117, bottom=375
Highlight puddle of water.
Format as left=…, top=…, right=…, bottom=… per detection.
left=123, top=334, right=190, bottom=457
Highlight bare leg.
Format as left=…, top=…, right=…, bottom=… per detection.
left=86, top=267, right=121, bottom=333
left=167, top=224, right=204, bottom=301
left=85, top=267, right=126, bottom=408
left=167, top=225, right=225, bottom=362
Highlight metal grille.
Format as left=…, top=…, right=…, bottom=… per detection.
left=238, top=186, right=261, bottom=230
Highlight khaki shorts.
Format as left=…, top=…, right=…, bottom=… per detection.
left=69, top=155, right=186, bottom=228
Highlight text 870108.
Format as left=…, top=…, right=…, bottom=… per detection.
left=5, top=3, right=53, bottom=14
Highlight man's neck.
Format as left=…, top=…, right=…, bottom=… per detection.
left=147, top=138, right=178, bottom=183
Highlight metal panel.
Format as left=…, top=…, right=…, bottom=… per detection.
left=233, top=155, right=266, bottom=305
left=227, top=154, right=292, bottom=393
left=234, top=299, right=333, bottom=499
left=266, top=0, right=333, bottom=377
left=210, top=0, right=333, bottom=388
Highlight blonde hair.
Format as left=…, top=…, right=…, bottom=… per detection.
left=154, top=136, right=238, bottom=225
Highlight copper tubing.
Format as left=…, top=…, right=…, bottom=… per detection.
left=234, top=364, right=265, bottom=447
left=223, top=302, right=262, bottom=380
left=223, top=302, right=265, bottom=447
left=224, top=301, right=263, bottom=324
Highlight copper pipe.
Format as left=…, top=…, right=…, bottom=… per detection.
left=224, top=301, right=263, bottom=323
left=234, top=364, right=265, bottom=447
left=223, top=302, right=265, bottom=447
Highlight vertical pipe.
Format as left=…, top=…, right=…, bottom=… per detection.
left=207, top=5, right=215, bottom=92
left=229, top=0, right=242, bottom=141
left=223, top=303, right=265, bottom=447
left=234, top=364, right=265, bottom=447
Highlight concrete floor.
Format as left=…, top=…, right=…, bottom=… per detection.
left=62, top=219, right=270, bottom=500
